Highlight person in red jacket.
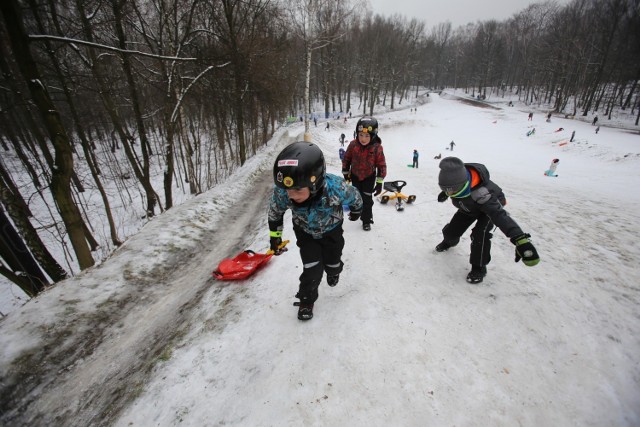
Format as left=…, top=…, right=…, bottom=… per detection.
left=341, top=117, right=387, bottom=231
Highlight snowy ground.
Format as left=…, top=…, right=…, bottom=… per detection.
left=1, top=92, right=639, bottom=426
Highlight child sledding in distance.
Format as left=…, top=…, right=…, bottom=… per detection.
left=268, top=142, right=363, bottom=320
left=544, top=159, right=559, bottom=177
left=435, top=157, right=540, bottom=284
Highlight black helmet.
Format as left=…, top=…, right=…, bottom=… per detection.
left=273, top=142, right=325, bottom=194
left=356, top=117, right=379, bottom=138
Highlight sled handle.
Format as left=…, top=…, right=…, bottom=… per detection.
left=266, top=239, right=290, bottom=255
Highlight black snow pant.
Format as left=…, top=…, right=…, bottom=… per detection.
left=294, top=225, right=345, bottom=304
left=413, top=158, right=419, bottom=168
left=351, top=175, right=376, bottom=225
left=441, top=210, right=494, bottom=267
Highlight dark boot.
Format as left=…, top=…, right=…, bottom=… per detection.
left=327, top=274, right=340, bottom=287
left=297, top=303, right=314, bottom=320
left=362, top=223, right=371, bottom=231
left=466, top=265, right=487, bottom=284
left=435, top=240, right=458, bottom=252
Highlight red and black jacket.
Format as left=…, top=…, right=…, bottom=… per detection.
left=341, top=137, right=387, bottom=181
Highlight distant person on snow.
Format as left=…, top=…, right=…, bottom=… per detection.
left=592, top=116, right=598, bottom=126
left=342, top=117, right=387, bottom=231
left=544, top=158, right=559, bottom=177
left=412, top=149, right=419, bottom=168
left=449, top=141, right=456, bottom=151
left=528, top=112, right=533, bottom=121
left=595, top=126, right=600, bottom=134
left=269, top=142, right=363, bottom=320
left=435, top=157, right=540, bottom=283
left=339, top=133, right=345, bottom=147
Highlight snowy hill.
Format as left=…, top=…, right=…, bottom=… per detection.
left=1, top=93, right=639, bottom=426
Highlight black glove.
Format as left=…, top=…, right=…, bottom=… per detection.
left=348, top=211, right=361, bottom=221
left=270, top=236, right=284, bottom=255
left=373, top=181, right=383, bottom=196
left=437, top=191, right=449, bottom=203
left=510, top=234, right=540, bottom=266
left=343, top=172, right=351, bottom=183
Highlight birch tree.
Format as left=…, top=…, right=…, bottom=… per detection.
left=284, top=0, right=361, bottom=140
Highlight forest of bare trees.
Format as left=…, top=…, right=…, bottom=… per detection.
left=1, top=0, right=638, bottom=299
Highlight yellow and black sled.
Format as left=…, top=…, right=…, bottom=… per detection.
left=377, top=180, right=416, bottom=211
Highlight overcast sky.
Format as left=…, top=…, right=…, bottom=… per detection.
left=368, top=0, right=570, bottom=28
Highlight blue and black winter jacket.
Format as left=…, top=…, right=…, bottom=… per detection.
left=268, top=174, right=363, bottom=239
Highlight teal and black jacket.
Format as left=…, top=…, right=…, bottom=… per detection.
left=268, top=174, right=362, bottom=239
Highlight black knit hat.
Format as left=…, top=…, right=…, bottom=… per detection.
left=438, top=157, right=468, bottom=194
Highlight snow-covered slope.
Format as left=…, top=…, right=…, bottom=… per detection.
left=2, top=93, right=639, bottom=427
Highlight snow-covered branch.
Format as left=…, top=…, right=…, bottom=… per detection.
left=28, top=34, right=198, bottom=62
left=169, top=64, right=229, bottom=123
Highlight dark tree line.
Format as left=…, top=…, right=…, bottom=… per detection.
left=0, top=0, right=638, bottom=299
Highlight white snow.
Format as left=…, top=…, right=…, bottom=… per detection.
left=2, top=92, right=639, bottom=426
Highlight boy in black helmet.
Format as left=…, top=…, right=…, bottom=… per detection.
left=341, top=117, right=387, bottom=231
left=436, top=157, right=540, bottom=283
left=269, top=142, right=363, bottom=320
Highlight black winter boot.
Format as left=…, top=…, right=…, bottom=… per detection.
left=297, top=303, right=314, bottom=320
left=327, top=274, right=340, bottom=287
left=466, top=266, right=487, bottom=284
left=436, top=240, right=458, bottom=252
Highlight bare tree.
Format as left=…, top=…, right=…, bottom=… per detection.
left=431, top=22, right=452, bottom=90
left=1, top=0, right=95, bottom=270
left=284, top=0, right=361, bottom=139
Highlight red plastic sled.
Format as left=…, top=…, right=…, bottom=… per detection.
left=212, top=240, right=289, bottom=281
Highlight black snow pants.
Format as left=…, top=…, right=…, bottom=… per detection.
left=294, top=225, right=345, bottom=304
left=441, top=210, right=494, bottom=267
left=351, top=175, right=376, bottom=225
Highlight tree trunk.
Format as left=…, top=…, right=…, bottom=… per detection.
left=30, top=0, right=120, bottom=247
left=0, top=205, right=49, bottom=296
left=163, top=123, right=176, bottom=210
left=112, top=0, right=157, bottom=215
left=75, top=0, right=159, bottom=218
left=0, top=170, right=68, bottom=283
left=304, top=46, right=312, bottom=137
left=622, top=77, right=638, bottom=110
